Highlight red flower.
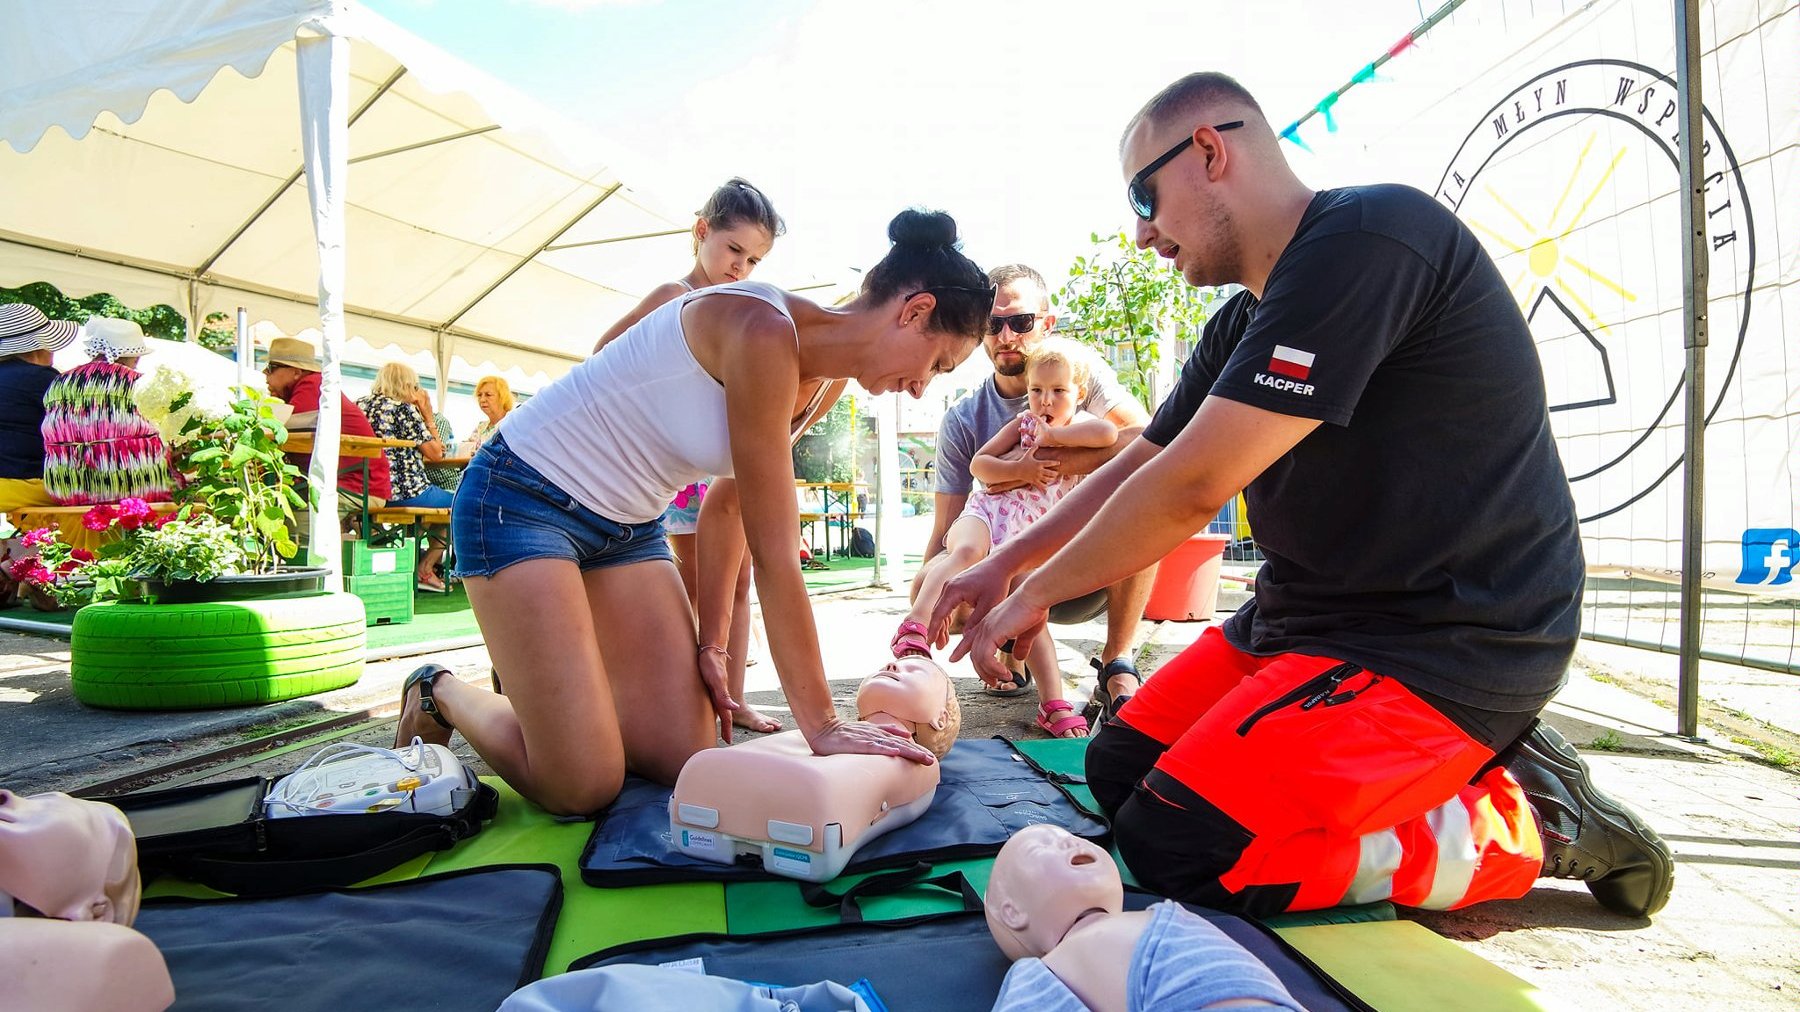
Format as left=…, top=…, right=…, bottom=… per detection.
left=23, top=563, right=53, bottom=585
left=118, top=512, right=145, bottom=531
left=7, top=558, right=37, bottom=581
left=82, top=504, right=120, bottom=531
left=150, top=512, right=175, bottom=529
left=71, top=548, right=96, bottom=562
left=117, top=497, right=152, bottom=520
left=20, top=527, right=56, bottom=548
left=56, top=559, right=78, bottom=575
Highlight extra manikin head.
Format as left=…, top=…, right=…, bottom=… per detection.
left=984, top=824, right=1123, bottom=961
left=0, top=790, right=141, bottom=925
left=856, top=654, right=961, bottom=758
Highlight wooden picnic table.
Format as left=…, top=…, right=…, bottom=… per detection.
left=796, top=480, right=867, bottom=562
left=280, top=431, right=418, bottom=458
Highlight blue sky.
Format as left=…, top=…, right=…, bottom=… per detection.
left=366, top=0, right=1434, bottom=292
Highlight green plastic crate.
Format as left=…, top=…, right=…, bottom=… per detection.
left=345, top=571, right=414, bottom=626
left=344, top=537, right=414, bottom=577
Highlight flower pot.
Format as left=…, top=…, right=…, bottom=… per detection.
left=123, top=566, right=330, bottom=605
left=1143, top=533, right=1232, bottom=622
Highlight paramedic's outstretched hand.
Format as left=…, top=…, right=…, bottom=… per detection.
left=928, top=553, right=1019, bottom=650
left=809, top=717, right=936, bottom=766
left=952, top=587, right=1051, bottom=689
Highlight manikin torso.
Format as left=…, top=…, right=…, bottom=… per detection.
left=670, top=657, right=958, bottom=873
left=0, top=790, right=175, bottom=1012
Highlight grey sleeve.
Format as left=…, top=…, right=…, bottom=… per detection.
left=934, top=410, right=976, bottom=495
left=1081, top=360, right=1142, bottom=422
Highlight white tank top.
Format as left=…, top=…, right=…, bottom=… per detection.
left=499, top=281, right=823, bottom=524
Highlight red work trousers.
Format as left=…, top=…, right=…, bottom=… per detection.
left=1087, top=627, right=1543, bottom=915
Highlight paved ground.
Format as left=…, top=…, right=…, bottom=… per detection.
left=3, top=581, right=1796, bottom=1008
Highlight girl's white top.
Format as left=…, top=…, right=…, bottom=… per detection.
left=498, top=281, right=796, bottom=524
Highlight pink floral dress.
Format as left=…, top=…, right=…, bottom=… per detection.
left=958, top=412, right=1077, bottom=547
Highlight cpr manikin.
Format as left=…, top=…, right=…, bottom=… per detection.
left=670, top=655, right=960, bottom=882
left=0, top=789, right=175, bottom=1012
left=984, top=825, right=1301, bottom=1012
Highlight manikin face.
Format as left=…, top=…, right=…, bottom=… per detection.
left=856, top=655, right=950, bottom=728
left=856, top=294, right=978, bottom=399
left=0, top=791, right=140, bottom=925
left=985, top=824, right=1123, bottom=961
left=984, top=281, right=1052, bottom=378
left=695, top=220, right=775, bottom=287
left=1122, top=117, right=1241, bottom=289
left=1026, top=359, right=1080, bottom=427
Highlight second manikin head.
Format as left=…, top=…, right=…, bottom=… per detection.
left=984, top=824, right=1124, bottom=961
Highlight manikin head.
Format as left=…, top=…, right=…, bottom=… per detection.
left=985, top=824, right=1123, bottom=961
left=856, top=655, right=961, bottom=758
left=0, top=790, right=141, bottom=925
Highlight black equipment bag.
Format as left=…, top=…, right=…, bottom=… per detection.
left=103, top=772, right=499, bottom=896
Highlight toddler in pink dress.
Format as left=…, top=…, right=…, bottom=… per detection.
left=894, top=338, right=1120, bottom=738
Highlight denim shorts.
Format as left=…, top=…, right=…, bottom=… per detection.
left=450, top=434, right=674, bottom=579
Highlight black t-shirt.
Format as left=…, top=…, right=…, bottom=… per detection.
left=1144, top=184, right=1584, bottom=712
left=0, top=358, right=57, bottom=480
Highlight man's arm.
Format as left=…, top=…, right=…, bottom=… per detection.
left=1016, top=397, right=1319, bottom=608
left=1038, top=399, right=1148, bottom=478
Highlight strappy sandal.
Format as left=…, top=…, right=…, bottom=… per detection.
left=1036, top=699, right=1089, bottom=739
left=983, top=640, right=1031, bottom=697
left=1086, top=657, right=1141, bottom=726
left=395, top=663, right=455, bottom=748
left=891, top=619, right=932, bottom=659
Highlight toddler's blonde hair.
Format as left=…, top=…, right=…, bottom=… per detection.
left=1025, top=335, right=1101, bottom=400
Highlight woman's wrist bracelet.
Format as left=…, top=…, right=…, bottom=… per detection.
left=698, top=643, right=730, bottom=661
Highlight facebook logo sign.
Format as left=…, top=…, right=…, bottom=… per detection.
left=1738, top=528, right=1800, bottom=586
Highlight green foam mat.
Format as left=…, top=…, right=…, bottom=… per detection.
left=424, top=779, right=725, bottom=975
left=1277, top=920, right=1553, bottom=1010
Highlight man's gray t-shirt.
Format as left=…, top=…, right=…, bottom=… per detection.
left=934, top=364, right=1135, bottom=496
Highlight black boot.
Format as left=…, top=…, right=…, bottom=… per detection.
left=1506, top=721, right=1674, bottom=917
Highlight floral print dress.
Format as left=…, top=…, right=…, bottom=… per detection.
left=355, top=393, right=432, bottom=502
left=40, top=361, right=173, bottom=505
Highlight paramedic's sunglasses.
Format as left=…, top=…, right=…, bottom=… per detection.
left=1128, top=120, right=1243, bottom=221
left=988, top=313, right=1042, bottom=336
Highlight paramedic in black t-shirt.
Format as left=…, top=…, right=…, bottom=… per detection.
left=928, top=72, right=1672, bottom=919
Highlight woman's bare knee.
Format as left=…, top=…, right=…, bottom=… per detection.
left=530, top=764, right=626, bottom=817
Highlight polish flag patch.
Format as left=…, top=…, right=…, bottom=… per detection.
left=1267, top=345, right=1315, bottom=381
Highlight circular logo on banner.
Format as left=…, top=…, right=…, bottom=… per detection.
left=1433, top=59, right=1754, bottom=523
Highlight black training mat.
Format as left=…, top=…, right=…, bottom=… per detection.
left=134, top=865, right=561, bottom=1012
left=580, top=737, right=1107, bottom=886
left=572, top=893, right=1367, bottom=1012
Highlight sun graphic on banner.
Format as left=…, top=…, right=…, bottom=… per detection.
left=1462, top=130, right=1638, bottom=414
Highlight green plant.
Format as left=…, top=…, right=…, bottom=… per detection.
left=125, top=515, right=249, bottom=583
left=1589, top=729, right=1626, bottom=751
left=1055, top=231, right=1226, bottom=408
left=0, top=280, right=193, bottom=344
left=172, top=387, right=307, bottom=573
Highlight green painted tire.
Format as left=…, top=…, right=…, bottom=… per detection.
left=70, top=592, right=366, bottom=710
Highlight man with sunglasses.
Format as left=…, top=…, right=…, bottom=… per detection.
left=917, top=264, right=1154, bottom=705
left=264, top=333, right=391, bottom=522
left=933, top=73, right=1671, bottom=922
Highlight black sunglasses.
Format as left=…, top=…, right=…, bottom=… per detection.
left=1128, top=120, right=1243, bottom=221
left=987, top=312, right=1042, bottom=336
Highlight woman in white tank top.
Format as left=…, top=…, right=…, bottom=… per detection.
left=393, top=210, right=995, bottom=817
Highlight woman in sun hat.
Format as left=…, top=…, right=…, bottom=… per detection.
left=41, top=318, right=175, bottom=507
left=0, top=304, right=80, bottom=514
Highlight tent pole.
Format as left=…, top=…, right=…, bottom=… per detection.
left=1672, top=0, right=1709, bottom=740
left=876, top=392, right=902, bottom=588
left=296, top=31, right=350, bottom=591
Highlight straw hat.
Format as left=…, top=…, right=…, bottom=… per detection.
left=0, top=304, right=80, bottom=356
left=266, top=335, right=322, bottom=372
left=83, top=318, right=153, bottom=362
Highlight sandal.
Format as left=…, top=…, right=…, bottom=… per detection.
left=1036, top=699, right=1089, bottom=739
left=891, top=619, right=932, bottom=659
left=395, top=663, right=455, bottom=748
left=983, top=641, right=1031, bottom=697
left=1086, top=657, right=1141, bottom=726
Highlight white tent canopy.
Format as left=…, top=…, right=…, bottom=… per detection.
left=0, top=0, right=848, bottom=584
left=0, top=0, right=845, bottom=383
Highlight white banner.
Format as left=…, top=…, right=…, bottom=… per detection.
left=1298, top=0, right=1799, bottom=595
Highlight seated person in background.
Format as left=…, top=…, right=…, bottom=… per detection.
left=0, top=304, right=79, bottom=514
left=262, top=334, right=391, bottom=527
left=986, top=824, right=1301, bottom=1012
left=898, top=337, right=1117, bottom=739
left=357, top=362, right=453, bottom=590
left=41, top=319, right=175, bottom=506
left=464, top=375, right=514, bottom=452
left=670, top=654, right=959, bottom=881
left=419, top=386, right=461, bottom=495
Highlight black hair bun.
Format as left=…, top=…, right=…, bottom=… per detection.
left=888, top=209, right=959, bottom=251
